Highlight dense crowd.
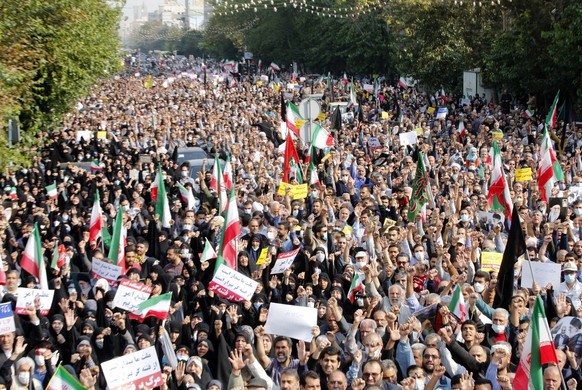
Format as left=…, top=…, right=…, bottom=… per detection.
left=0, top=55, right=580, bottom=390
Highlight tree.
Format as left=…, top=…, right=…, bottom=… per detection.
left=0, top=0, right=122, bottom=169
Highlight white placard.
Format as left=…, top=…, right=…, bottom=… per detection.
left=112, top=279, right=153, bottom=313
left=101, top=346, right=162, bottom=390
left=208, top=264, right=259, bottom=302
left=367, top=137, right=382, bottom=151
left=399, top=131, right=418, bottom=146
left=15, top=288, right=55, bottom=316
left=520, top=261, right=562, bottom=290
left=363, top=83, right=374, bottom=92
left=271, top=248, right=301, bottom=274
left=264, top=303, right=317, bottom=342
left=436, top=107, right=448, bottom=119
left=92, top=258, right=122, bottom=287
left=76, top=130, right=93, bottom=143
left=0, top=303, right=15, bottom=335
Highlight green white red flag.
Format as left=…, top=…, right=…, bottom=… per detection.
left=545, top=90, right=560, bottom=129
left=214, top=186, right=240, bottom=273
left=487, top=142, right=513, bottom=221
left=283, top=130, right=301, bottom=183
left=108, top=206, right=126, bottom=271
left=514, top=296, right=558, bottom=390
left=538, top=126, right=564, bottom=202
left=311, top=124, right=334, bottom=149
left=155, top=167, right=172, bottom=228
left=200, top=238, right=217, bottom=262
left=90, top=159, right=103, bottom=171
left=210, top=155, right=228, bottom=213
left=176, top=182, right=196, bottom=210
left=223, top=155, right=234, bottom=191
left=20, top=223, right=48, bottom=289
left=89, top=190, right=103, bottom=244
left=130, top=292, right=172, bottom=322
left=347, top=272, right=364, bottom=303
left=45, top=183, right=57, bottom=199
left=51, top=242, right=67, bottom=271
left=448, top=285, right=467, bottom=322
left=286, top=102, right=303, bottom=137
left=46, top=365, right=85, bottom=390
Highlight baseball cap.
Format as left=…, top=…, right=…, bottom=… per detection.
left=563, top=261, right=577, bottom=272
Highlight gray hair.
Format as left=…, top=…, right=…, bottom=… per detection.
left=15, top=357, right=34, bottom=371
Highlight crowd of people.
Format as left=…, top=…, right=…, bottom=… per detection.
left=0, top=55, right=580, bottom=390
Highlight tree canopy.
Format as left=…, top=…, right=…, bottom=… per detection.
left=0, top=0, right=123, bottom=168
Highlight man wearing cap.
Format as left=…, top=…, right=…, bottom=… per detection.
left=559, top=261, right=582, bottom=310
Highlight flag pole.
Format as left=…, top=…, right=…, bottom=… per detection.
left=521, top=234, right=567, bottom=388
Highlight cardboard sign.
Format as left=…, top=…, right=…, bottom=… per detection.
left=480, top=252, right=503, bottom=273
left=0, top=303, right=15, bottom=335
left=112, top=280, right=153, bottom=313
left=426, top=107, right=436, bottom=115
left=520, top=261, right=561, bottom=290
left=270, top=248, right=301, bottom=274
left=16, top=288, right=55, bottom=316
left=492, top=131, right=503, bottom=140
left=277, top=183, right=309, bottom=200
left=515, top=167, right=533, bottom=182
left=381, top=111, right=389, bottom=119
left=101, top=346, right=162, bottom=390
left=208, top=264, right=259, bottom=302
left=256, top=248, right=269, bottom=265
left=91, top=258, right=122, bottom=287
left=399, top=131, right=418, bottom=146
left=264, top=303, right=317, bottom=342
left=368, top=137, right=382, bottom=150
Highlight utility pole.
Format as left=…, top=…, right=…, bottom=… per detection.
left=184, top=0, right=190, bottom=30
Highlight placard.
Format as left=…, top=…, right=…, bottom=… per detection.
left=208, top=264, right=259, bottom=302
left=515, top=168, right=532, bottom=182
left=92, top=258, right=123, bottom=287
left=426, top=107, right=436, bottom=115
left=435, top=107, right=448, bottom=119
left=270, top=248, right=301, bottom=274
left=0, top=303, right=15, bottom=335
left=256, top=248, right=269, bottom=265
left=112, top=279, right=153, bottom=313
left=367, top=137, right=382, bottom=151
left=277, top=183, right=309, bottom=200
left=520, top=261, right=562, bottom=290
left=101, top=346, right=162, bottom=390
left=399, top=131, right=418, bottom=146
left=381, top=112, right=389, bottom=119
left=76, top=130, right=93, bottom=143
left=492, top=131, right=503, bottom=140
left=480, top=252, right=503, bottom=273
left=264, top=303, right=317, bottom=342
left=15, top=288, right=55, bottom=316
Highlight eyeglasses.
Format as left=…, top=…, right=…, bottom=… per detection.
left=423, top=354, right=439, bottom=360
left=363, top=372, right=381, bottom=378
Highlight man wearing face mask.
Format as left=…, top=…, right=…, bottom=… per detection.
left=558, top=262, right=582, bottom=310
left=11, top=357, right=42, bottom=390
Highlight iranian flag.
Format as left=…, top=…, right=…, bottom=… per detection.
left=283, top=130, right=301, bottom=183
left=150, top=166, right=163, bottom=202
left=89, top=190, right=103, bottom=244
left=347, top=272, right=364, bottom=303
left=200, top=238, right=218, bottom=262
left=20, top=223, right=48, bottom=290
left=131, top=292, right=172, bottom=322
left=311, top=124, right=334, bottom=149
left=538, top=126, right=565, bottom=202
left=210, top=155, right=228, bottom=212
left=545, top=90, right=560, bottom=129
left=214, top=186, right=241, bottom=272
left=46, top=365, right=85, bottom=390
left=46, top=183, right=57, bottom=199
left=487, top=142, right=513, bottom=221
left=223, top=155, right=234, bottom=191
left=9, top=187, right=17, bottom=200
left=108, top=206, right=127, bottom=271
left=51, top=243, right=67, bottom=271
left=155, top=168, right=172, bottom=228
left=448, top=285, right=467, bottom=322
left=514, top=296, right=558, bottom=390
left=90, top=159, right=103, bottom=171
left=347, top=81, right=357, bottom=109
left=525, top=108, right=535, bottom=119
left=270, top=62, right=280, bottom=72
left=440, top=86, right=447, bottom=104
left=308, top=163, right=320, bottom=186
left=398, top=77, right=409, bottom=92
left=176, top=182, right=196, bottom=210
left=286, top=102, right=303, bottom=137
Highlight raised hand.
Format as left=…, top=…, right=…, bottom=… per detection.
left=228, top=349, right=246, bottom=372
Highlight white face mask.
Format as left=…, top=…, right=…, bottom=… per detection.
left=474, top=283, right=485, bottom=293
left=17, top=372, right=30, bottom=385
left=414, top=252, right=424, bottom=262
left=315, top=253, right=325, bottom=262
left=267, top=231, right=276, bottom=240
left=460, top=214, right=469, bottom=222
left=491, top=324, right=505, bottom=334
left=415, top=379, right=425, bottom=390
left=35, top=355, right=45, bottom=367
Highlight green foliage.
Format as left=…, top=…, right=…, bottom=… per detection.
left=128, top=20, right=185, bottom=53
left=0, top=0, right=123, bottom=169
